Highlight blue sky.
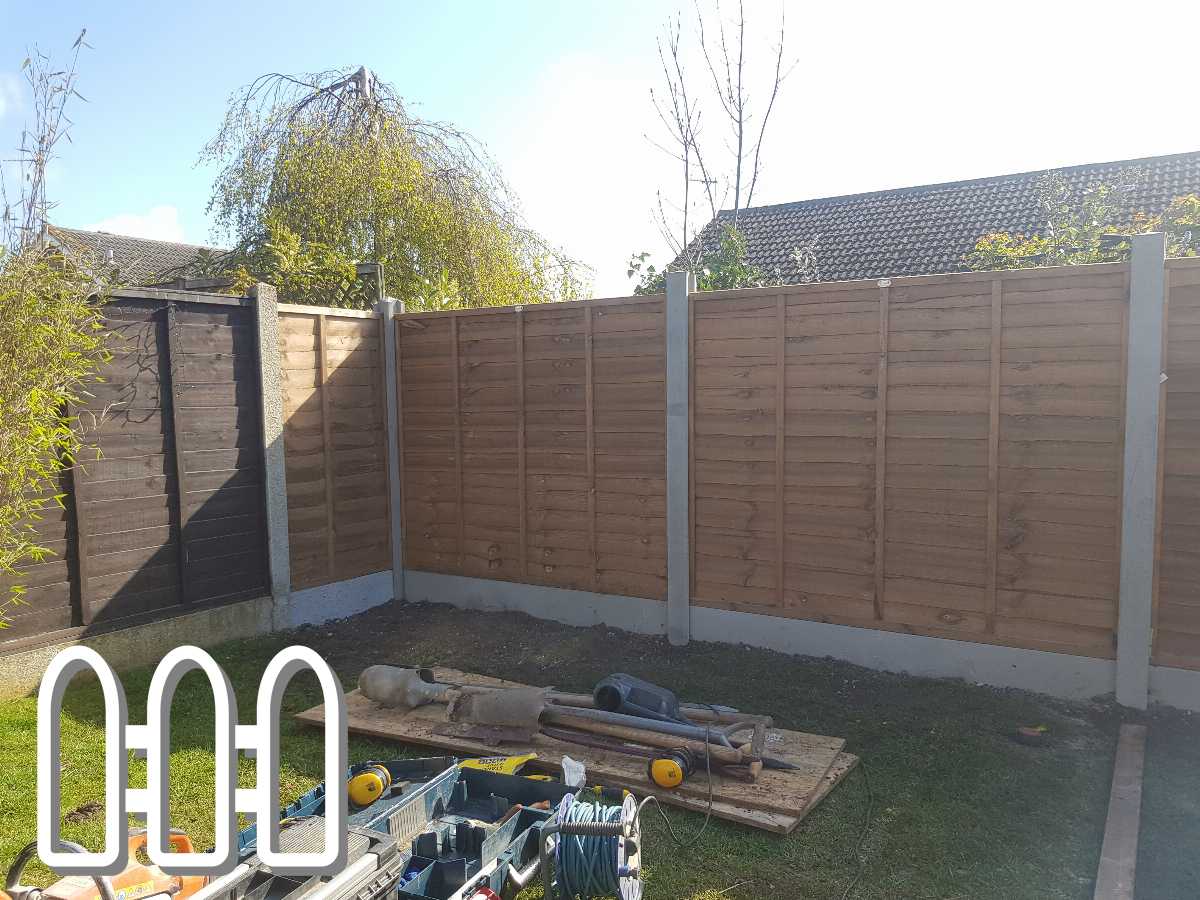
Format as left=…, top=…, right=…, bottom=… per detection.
left=2, top=0, right=1199, bottom=294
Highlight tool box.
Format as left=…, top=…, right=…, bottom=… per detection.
left=204, top=757, right=570, bottom=900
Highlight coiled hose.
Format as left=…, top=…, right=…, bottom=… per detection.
left=554, top=799, right=626, bottom=898
left=541, top=793, right=642, bottom=900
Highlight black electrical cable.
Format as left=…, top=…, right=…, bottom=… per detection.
left=636, top=724, right=714, bottom=848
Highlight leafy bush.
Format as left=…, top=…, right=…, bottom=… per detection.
left=0, top=249, right=106, bottom=623
left=227, top=213, right=369, bottom=308
left=629, top=224, right=772, bottom=294
left=965, top=174, right=1200, bottom=270
left=1138, top=194, right=1200, bottom=258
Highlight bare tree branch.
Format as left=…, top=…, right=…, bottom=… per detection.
left=640, top=0, right=792, bottom=283
left=1, top=30, right=89, bottom=252
left=746, top=4, right=792, bottom=208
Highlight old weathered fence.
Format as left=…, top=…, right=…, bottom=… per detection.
left=2, top=288, right=270, bottom=643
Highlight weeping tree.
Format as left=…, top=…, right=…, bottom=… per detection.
left=203, top=67, right=585, bottom=310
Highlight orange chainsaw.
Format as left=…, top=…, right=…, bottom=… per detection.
left=3, top=830, right=207, bottom=900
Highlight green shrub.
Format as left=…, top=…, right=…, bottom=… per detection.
left=0, top=249, right=106, bottom=624
left=629, top=225, right=773, bottom=295
left=965, top=174, right=1200, bottom=271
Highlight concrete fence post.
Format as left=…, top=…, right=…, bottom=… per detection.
left=377, top=297, right=406, bottom=605
left=251, top=283, right=291, bottom=628
left=665, top=270, right=695, bottom=646
left=1116, top=233, right=1168, bottom=709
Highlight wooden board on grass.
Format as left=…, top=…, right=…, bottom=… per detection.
left=295, top=666, right=853, bottom=834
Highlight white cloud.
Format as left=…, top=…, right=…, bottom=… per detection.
left=84, top=205, right=187, bottom=243
left=0, top=72, right=21, bottom=121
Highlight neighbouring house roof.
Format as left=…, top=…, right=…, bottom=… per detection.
left=680, top=150, right=1200, bottom=284
left=46, top=225, right=230, bottom=286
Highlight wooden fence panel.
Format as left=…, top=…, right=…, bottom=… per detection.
left=398, top=314, right=461, bottom=574
left=280, top=309, right=390, bottom=590
left=0, top=490, right=76, bottom=639
left=690, top=291, right=784, bottom=614
left=1154, top=259, right=1200, bottom=669
left=172, top=301, right=269, bottom=606
left=592, top=299, right=667, bottom=599
left=881, top=277, right=992, bottom=638
left=524, top=305, right=591, bottom=590
left=76, top=298, right=179, bottom=624
left=992, top=269, right=1127, bottom=657
left=691, top=265, right=1128, bottom=658
left=2, top=291, right=270, bottom=646
left=459, top=312, right=521, bottom=581
left=397, top=298, right=668, bottom=601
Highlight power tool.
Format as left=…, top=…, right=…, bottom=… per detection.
left=4, top=830, right=207, bottom=900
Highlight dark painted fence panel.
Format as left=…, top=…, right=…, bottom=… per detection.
left=1, top=290, right=269, bottom=646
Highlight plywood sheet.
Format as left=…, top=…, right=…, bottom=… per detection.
left=295, top=667, right=850, bottom=834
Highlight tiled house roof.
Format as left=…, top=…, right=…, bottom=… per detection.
left=46, top=225, right=229, bottom=286
left=679, top=150, right=1200, bottom=284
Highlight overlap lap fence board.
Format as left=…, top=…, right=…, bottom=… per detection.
left=994, top=269, right=1127, bottom=656
left=169, top=300, right=270, bottom=608
left=1154, top=258, right=1200, bottom=669
left=2, top=290, right=270, bottom=644
left=279, top=308, right=391, bottom=590
left=690, top=264, right=1129, bottom=658
left=0, top=491, right=76, bottom=638
left=396, top=297, right=667, bottom=599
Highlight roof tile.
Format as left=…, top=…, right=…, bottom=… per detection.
left=46, top=225, right=229, bottom=286
left=680, top=150, right=1200, bottom=282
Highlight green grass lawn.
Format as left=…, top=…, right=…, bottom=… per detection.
left=2, top=601, right=1197, bottom=899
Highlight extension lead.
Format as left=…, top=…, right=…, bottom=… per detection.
left=536, top=735, right=718, bottom=899
left=539, top=794, right=644, bottom=900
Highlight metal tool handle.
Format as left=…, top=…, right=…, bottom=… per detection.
left=6, top=841, right=117, bottom=900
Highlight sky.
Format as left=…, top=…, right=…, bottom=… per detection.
left=1, top=0, right=1198, bottom=296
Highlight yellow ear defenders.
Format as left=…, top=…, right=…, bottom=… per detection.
left=348, top=763, right=393, bottom=808
left=647, top=748, right=694, bottom=790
